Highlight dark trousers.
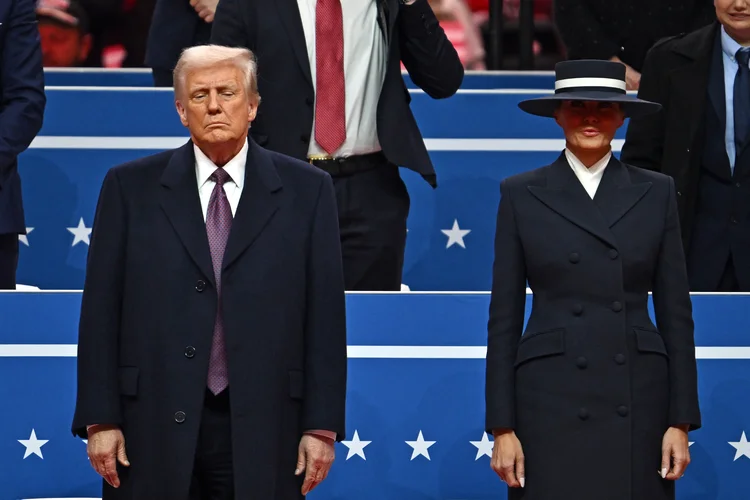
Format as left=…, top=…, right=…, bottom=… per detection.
left=188, top=390, right=234, bottom=500
left=0, top=233, right=19, bottom=289
left=718, top=256, right=740, bottom=292
left=330, top=161, right=410, bottom=291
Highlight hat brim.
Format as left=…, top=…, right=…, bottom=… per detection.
left=517, top=91, right=661, bottom=119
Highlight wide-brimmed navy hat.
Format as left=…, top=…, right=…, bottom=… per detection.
left=518, top=60, right=661, bottom=119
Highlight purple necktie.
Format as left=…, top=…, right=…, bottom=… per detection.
left=206, top=168, right=232, bottom=395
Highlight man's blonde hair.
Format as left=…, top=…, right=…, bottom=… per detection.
left=173, top=44, right=261, bottom=103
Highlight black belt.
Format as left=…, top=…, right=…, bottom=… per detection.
left=308, top=151, right=386, bottom=177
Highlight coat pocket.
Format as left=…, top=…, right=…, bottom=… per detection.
left=634, top=327, right=668, bottom=356
left=289, top=369, right=304, bottom=400
left=118, top=366, right=139, bottom=396
left=514, top=328, right=566, bottom=367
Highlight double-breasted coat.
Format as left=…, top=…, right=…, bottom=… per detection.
left=485, top=152, right=702, bottom=500
left=71, top=138, right=347, bottom=499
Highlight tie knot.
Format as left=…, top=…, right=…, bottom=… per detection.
left=211, top=168, right=231, bottom=186
left=737, top=48, right=750, bottom=66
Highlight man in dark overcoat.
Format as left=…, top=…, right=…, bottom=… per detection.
left=621, top=0, right=750, bottom=291
left=71, top=44, right=347, bottom=500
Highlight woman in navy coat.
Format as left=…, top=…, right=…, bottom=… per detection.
left=485, top=60, right=701, bottom=500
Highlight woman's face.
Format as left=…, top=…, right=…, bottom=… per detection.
left=554, top=100, right=625, bottom=153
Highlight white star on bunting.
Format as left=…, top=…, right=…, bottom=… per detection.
left=67, top=217, right=92, bottom=246
left=341, top=430, right=371, bottom=460
left=18, top=429, right=49, bottom=459
left=470, top=433, right=494, bottom=460
left=18, top=227, right=33, bottom=246
left=729, top=431, right=750, bottom=461
left=406, top=430, right=435, bottom=460
left=441, top=219, right=471, bottom=249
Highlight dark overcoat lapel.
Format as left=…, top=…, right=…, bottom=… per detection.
left=158, top=139, right=283, bottom=285
left=527, top=153, right=652, bottom=249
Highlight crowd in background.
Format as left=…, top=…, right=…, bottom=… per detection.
left=37, top=0, right=720, bottom=76
left=35, top=0, right=552, bottom=71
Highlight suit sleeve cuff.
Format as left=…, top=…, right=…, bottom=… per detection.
left=305, top=429, right=337, bottom=440
left=397, top=0, right=440, bottom=36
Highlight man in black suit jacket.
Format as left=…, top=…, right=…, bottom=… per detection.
left=72, top=45, right=347, bottom=500
left=0, top=0, right=46, bottom=289
left=621, top=0, right=750, bottom=291
left=210, top=0, right=464, bottom=291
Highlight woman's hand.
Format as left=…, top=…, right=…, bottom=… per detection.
left=491, top=429, right=525, bottom=488
left=661, top=425, right=691, bottom=480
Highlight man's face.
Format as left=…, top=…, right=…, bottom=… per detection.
left=715, top=0, right=750, bottom=40
left=175, top=64, right=257, bottom=149
left=38, top=21, right=90, bottom=67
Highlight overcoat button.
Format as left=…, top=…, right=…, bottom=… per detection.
left=174, top=411, right=186, bottom=423
left=185, top=346, right=196, bottom=358
left=578, top=408, right=589, bottom=420
left=195, top=280, right=206, bottom=292
left=576, top=356, right=587, bottom=369
left=617, top=406, right=629, bottom=417
left=614, top=353, right=626, bottom=364
left=611, top=301, right=622, bottom=312
left=609, top=249, right=619, bottom=259
left=573, top=304, right=583, bottom=316
left=569, top=252, right=580, bottom=263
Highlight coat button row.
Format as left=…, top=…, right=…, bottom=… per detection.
left=578, top=407, right=629, bottom=420
left=575, top=355, right=626, bottom=368
left=185, top=346, right=196, bottom=358
left=195, top=280, right=206, bottom=292
left=174, top=411, right=186, bottom=423
left=570, top=250, right=618, bottom=262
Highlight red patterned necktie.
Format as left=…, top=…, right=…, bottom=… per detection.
left=315, top=0, right=346, bottom=154
left=205, top=168, right=232, bottom=395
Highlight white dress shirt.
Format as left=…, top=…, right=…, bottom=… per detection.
left=564, top=148, right=611, bottom=199
left=194, top=140, right=248, bottom=220
left=297, top=0, right=387, bottom=157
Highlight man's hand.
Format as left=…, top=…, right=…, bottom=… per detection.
left=190, top=0, right=219, bottom=22
left=87, top=425, right=129, bottom=488
left=610, top=56, right=641, bottom=90
left=661, top=425, right=691, bottom=480
left=491, top=429, right=525, bottom=488
left=295, top=433, right=335, bottom=495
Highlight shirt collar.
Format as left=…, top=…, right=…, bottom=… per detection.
left=721, top=25, right=745, bottom=64
left=194, top=139, right=248, bottom=190
left=564, top=148, right=611, bottom=177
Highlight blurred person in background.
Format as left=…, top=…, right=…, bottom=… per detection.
left=77, top=0, right=156, bottom=68
left=0, top=0, right=46, bottom=289
left=146, top=0, right=215, bottom=85
left=428, top=0, right=486, bottom=69
left=554, top=0, right=716, bottom=89
left=36, top=0, right=92, bottom=67
left=621, top=0, right=750, bottom=291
